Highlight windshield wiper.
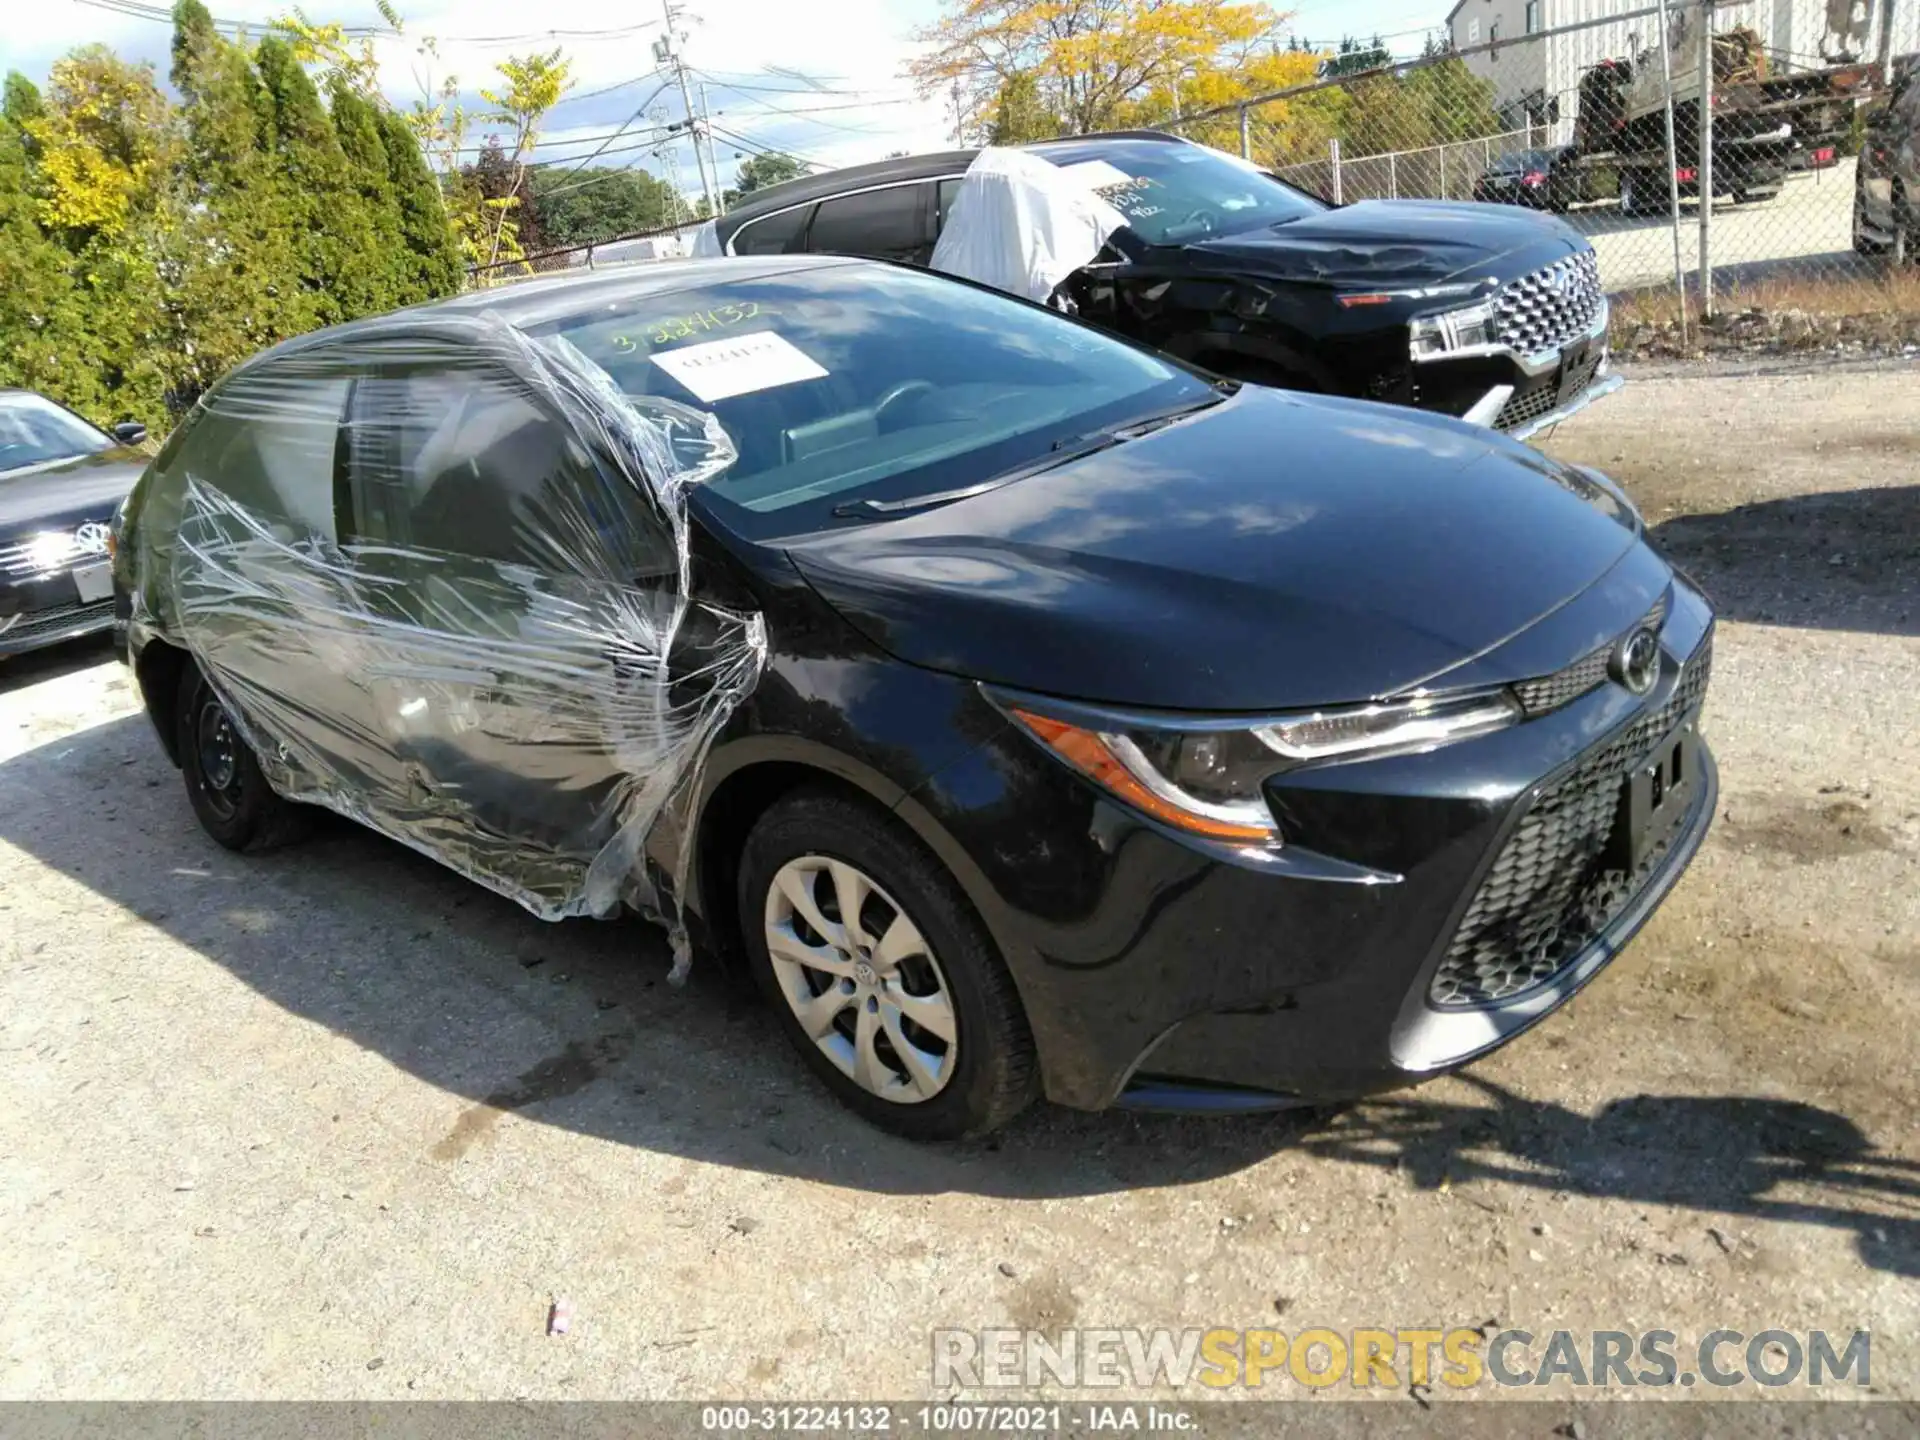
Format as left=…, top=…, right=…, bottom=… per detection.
left=829, top=392, right=1228, bottom=520
left=832, top=430, right=1123, bottom=518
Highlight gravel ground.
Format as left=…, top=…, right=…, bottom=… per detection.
left=1, top=368, right=1915, bottom=1404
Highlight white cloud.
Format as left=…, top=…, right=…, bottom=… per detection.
left=3, top=0, right=953, bottom=197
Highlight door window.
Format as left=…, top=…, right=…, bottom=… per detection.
left=805, top=183, right=933, bottom=263
left=341, top=365, right=675, bottom=578
left=176, top=369, right=350, bottom=540
left=730, top=204, right=812, bottom=255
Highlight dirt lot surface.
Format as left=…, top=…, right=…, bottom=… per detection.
left=1, top=368, right=1916, bottom=1406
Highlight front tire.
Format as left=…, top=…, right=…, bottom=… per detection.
left=738, top=788, right=1038, bottom=1140
left=176, top=665, right=308, bottom=852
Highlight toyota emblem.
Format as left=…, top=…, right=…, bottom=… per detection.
left=1612, top=626, right=1661, bottom=696
left=72, top=521, right=113, bottom=556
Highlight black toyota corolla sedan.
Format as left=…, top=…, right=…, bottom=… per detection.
left=114, top=257, right=1714, bottom=1140
left=1, top=389, right=148, bottom=659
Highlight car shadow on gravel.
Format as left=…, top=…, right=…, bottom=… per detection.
left=0, top=633, right=115, bottom=695
left=4, top=712, right=1917, bottom=1260
left=1647, top=484, right=1920, bottom=637
left=1295, top=1075, right=1920, bottom=1277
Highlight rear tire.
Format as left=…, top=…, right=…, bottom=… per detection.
left=738, top=787, right=1038, bottom=1140
left=176, top=665, right=309, bottom=852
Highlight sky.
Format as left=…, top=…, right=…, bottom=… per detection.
left=1, top=0, right=1452, bottom=203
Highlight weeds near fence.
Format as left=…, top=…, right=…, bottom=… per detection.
left=1611, top=266, right=1920, bottom=357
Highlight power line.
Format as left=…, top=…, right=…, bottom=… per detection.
left=69, top=0, right=661, bottom=46
left=541, top=80, right=674, bottom=187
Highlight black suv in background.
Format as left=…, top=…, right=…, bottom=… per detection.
left=710, top=132, right=1620, bottom=439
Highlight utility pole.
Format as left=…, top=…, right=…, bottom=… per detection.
left=951, top=78, right=964, bottom=146
left=698, top=81, right=725, bottom=215
left=660, top=0, right=719, bottom=221
left=1877, top=0, right=1898, bottom=80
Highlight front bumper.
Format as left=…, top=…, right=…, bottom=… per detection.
left=909, top=567, right=1716, bottom=1112
left=1478, top=371, right=1624, bottom=443
left=0, top=572, right=117, bottom=658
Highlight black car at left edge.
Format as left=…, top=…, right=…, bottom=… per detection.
left=710, top=132, right=1621, bottom=439
left=1, top=389, right=148, bottom=660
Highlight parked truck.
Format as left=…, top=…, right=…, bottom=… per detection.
left=1565, top=8, right=1879, bottom=214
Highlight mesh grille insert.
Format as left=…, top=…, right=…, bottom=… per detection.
left=1429, top=635, right=1712, bottom=1009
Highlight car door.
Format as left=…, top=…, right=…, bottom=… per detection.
left=335, top=357, right=683, bottom=902
left=160, top=359, right=407, bottom=802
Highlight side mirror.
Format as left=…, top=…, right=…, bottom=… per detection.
left=112, top=420, right=148, bottom=446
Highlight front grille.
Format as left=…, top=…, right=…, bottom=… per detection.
left=1512, top=593, right=1670, bottom=718
left=1428, top=634, right=1713, bottom=1008
left=1494, top=347, right=1604, bottom=432
left=0, top=598, right=114, bottom=648
left=0, top=540, right=50, bottom=580
left=1493, top=250, right=1604, bottom=357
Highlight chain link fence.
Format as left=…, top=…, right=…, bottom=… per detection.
left=467, top=222, right=697, bottom=286
left=1167, top=0, right=1918, bottom=317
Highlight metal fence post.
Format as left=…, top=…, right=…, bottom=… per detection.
left=1330, top=138, right=1343, bottom=203
left=1697, top=0, right=1714, bottom=317
left=1439, top=144, right=1447, bottom=199
left=1239, top=104, right=1252, bottom=160
left=1389, top=150, right=1398, bottom=198
left=1655, top=0, right=1689, bottom=345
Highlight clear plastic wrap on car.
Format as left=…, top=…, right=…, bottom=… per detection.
left=127, top=313, right=768, bottom=969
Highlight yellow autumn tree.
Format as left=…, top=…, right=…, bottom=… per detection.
left=910, top=0, right=1298, bottom=139
left=24, top=45, right=172, bottom=239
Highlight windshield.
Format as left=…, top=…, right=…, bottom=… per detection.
left=1032, top=138, right=1326, bottom=246
left=0, top=393, right=114, bottom=476
left=535, top=263, right=1215, bottom=536
left=1493, top=150, right=1557, bottom=172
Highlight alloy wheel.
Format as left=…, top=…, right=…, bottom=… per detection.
left=763, top=855, right=958, bottom=1104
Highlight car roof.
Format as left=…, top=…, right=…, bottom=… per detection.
left=246, top=254, right=869, bottom=366
left=714, top=130, right=1189, bottom=235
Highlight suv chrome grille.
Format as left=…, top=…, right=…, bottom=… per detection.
left=1493, top=250, right=1604, bottom=357
left=1428, top=633, right=1712, bottom=1009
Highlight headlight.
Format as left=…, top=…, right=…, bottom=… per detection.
left=1000, top=690, right=1523, bottom=845
left=1409, top=300, right=1499, bottom=358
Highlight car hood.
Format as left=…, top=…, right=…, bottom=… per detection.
left=1186, top=198, right=1587, bottom=287
left=0, top=447, right=147, bottom=539
left=783, top=388, right=1643, bottom=712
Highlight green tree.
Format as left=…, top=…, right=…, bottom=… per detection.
left=724, top=150, right=805, bottom=205
left=166, top=8, right=313, bottom=406
left=476, top=48, right=572, bottom=267
left=525, top=164, right=678, bottom=248
left=170, top=0, right=218, bottom=94
left=0, top=123, right=92, bottom=408
left=254, top=34, right=383, bottom=321
left=328, top=73, right=406, bottom=306
left=378, top=106, right=462, bottom=298
left=1320, top=34, right=1391, bottom=79
left=987, top=71, right=1057, bottom=144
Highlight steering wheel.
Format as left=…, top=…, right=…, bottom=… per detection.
left=873, top=379, right=937, bottom=432
left=1179, top=208, right=1222, bottom=237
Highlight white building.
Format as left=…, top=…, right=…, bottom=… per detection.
left=1446, top=0, right=1918, bottom=134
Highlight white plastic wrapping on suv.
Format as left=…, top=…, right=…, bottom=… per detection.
left=930, top=146, right=1128, bottom=305
left=128, top=313, right=767, bottom=972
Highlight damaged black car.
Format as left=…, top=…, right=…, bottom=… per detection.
left=115, top=257, right=1708, bottom=1140
left=709, top=132, right=1620, bottom=439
